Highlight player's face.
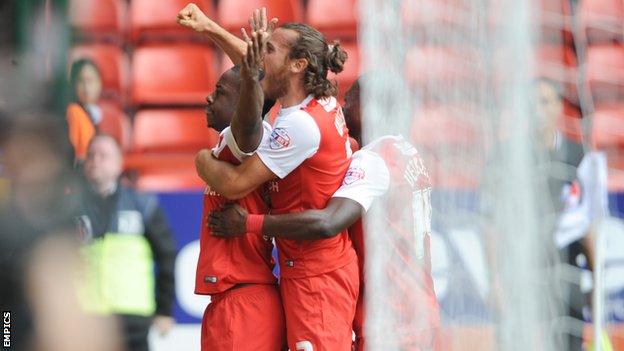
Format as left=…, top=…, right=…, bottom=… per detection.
left=84, top=137, right=123, bottom=187
left=262, top=28, right=294, bottom=100
left=75, top=64, right=102, bottom=105
left=343, top=82, right=361, bottom=141
left=205, top=70, right=239, bottom=132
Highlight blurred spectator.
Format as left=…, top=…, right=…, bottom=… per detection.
left=0, top=115, right=122, bottom=351
left=486, top=77, right=597, bottom=350
left=78, top=134, right=177, bottom=351
left=66, top=58, right=104, bottom=162
left=536, top=78, right=609, bottom=350
left=535, top=77, right=581, bottom=159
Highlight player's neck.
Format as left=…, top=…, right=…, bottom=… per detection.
left=278, top=81, right=309, bottom=109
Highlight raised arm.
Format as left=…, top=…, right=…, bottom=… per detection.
left=177, top=4, right=277, bottom=65
left=230, top=25, right=268, bottom=153
left=176, top=3, right=245, bottom=64
left=195, top=150, right=275, bottom=200
left=209, top=198, right=364, bottom=240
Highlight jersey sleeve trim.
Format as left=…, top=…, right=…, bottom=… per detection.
left=256, top=111, right=321, bottom=179
left=332, top=151, right=390, bottom=211
left=218, top=122, right=272, bottom=162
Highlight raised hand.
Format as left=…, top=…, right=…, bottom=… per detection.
left=208, top=203, right=248, bottom=237
left=248, top=7, right=279, bottom=36
left=240, top=27, right=267, bottom=81
left=176, top=3, right=213, bottom=33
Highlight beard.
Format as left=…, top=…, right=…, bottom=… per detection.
left=263, top=65, right=289, bottom=101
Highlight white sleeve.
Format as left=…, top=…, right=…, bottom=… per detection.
left=554, top=151, right=609, bottom=248
left=255, top=110, right=321, bottom=178
left=216, top=121, right=272, bottom=162
left=332, top=150, right=391, bottom=211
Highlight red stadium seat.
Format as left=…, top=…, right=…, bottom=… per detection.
left=69, top=0, right=126, bottom=43
left=130, top=0, right=215, bottom=43
left=411, top=105, right=479, bottom=147
left=125, top=153, right=197, bottom=174
left=558, top=102, right=583, bottom=142
left=536, top=44, right=577, bottom=71
left=126, top=108, right=217, bottom=190
left=538, top=0, right=574, bottom=42
left=403, top=0, right=475, bottom=31
left=132, top=45, right=216, bottom=106
left=580, top=0, right=624, bottom=44
left=132, top=108, right=218, bottom=153
left=135, top=168, right=204, bottom=192
left=488, top=0, right=572, bottom=43
left=586, top=45, right=624, bottom=104
left=591, top=104, right=624, bottom=149
left=218, top=0, right=303, bottom=34
left=407, top=46, right=480, bottom=88
left=328, top=42, right=360, bottom=102
left=99, top=101, right=132, bottom=151
left=69, top=44, right=130, bottom=101
left=307, top=0, right=358, bottom=39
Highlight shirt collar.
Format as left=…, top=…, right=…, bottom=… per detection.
left=278, top=95, right=314, bottom=116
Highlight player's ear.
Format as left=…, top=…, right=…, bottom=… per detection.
left=290, top=58, right=308, bottom=74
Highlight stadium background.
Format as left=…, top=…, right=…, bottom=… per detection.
left=1, top=0, right=624, bottom=350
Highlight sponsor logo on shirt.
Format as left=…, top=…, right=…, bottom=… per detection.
left=204, top=185, right=220, bottom=197
left=270, top=128, right=291, bottom=150
left=343, top=167, right=365, bottom=185
left=268, top=180, right=280, bottom=193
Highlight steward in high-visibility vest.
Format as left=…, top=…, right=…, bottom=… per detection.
left=78, top=185, right=175, bottom=316
left=77, top=134, right=176, bottom=351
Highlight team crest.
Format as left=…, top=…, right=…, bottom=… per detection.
left=343, top=167, right=365, bottom=185
left=270, top=128, right=291, bottom=150
left=561, top=180, right=582, bottom=211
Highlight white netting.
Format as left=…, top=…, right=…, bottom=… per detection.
left=358, top=0, right=586, bottom=350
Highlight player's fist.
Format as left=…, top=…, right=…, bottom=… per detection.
left=176, top=3, right=212, bottom=33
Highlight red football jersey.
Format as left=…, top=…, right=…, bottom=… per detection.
left=333, top=135, right=440, bottom=337
left=195, top=125, right=276, bottom=295
left=256, top=95, right=357, bottom=278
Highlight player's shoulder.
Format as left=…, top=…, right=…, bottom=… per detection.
left=277, top=108, right=316, bottom=126
left=349, top=149, right=389, bottom=178
left=315, top=96, right=339, bottom=112
left=271, top=110, right=320, bottom=144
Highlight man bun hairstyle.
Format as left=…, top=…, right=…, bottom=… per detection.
left=281, top=23, right=348, bottom=99
left=326, top=41, right=347, bottom=75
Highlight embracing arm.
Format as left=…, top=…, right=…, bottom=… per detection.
left=264, top=198, right=363, bottom=240
left=195, top=151, right=275, bottom=200
left=209, top=198, right=364, bottom=240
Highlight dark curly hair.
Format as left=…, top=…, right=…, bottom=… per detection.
left=281, top=23, right=348, bottom=99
